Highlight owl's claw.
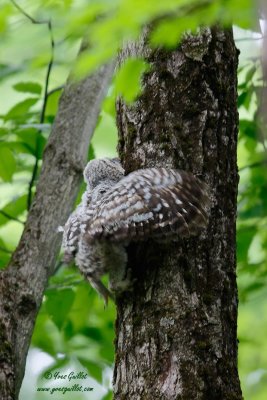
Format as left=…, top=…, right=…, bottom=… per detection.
left=86, top=275, right=114, bottom=306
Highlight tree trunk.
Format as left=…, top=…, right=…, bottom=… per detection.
left=114, top=27, right=242, bottom=399
left=0, top=62, right=114, bottom=400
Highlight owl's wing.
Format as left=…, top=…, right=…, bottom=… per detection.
left=85, top=168, right=210, bottom=243
left=62, top=202, right=89, bottom=263
left=61, top=190, right=93, bottom=263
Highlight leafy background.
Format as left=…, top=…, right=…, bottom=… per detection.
left=0, top=0, right=266, bottom=399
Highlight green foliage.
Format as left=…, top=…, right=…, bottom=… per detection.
left=1, top=0, right=256, bottom=87
left=115, top=58, right=150, bottom=103
left=31, top=267, right=116, bottom=398
left=45, top=90, right=62, bottom=121
left=0, top=1, right=266, bottom=399
left=0, top=145, right=16, bottom=181
left=0, top=194, right=27, bottom=226
left=78, top=358, right=103, bottom=382
left=0, top=3, right=12, bottom=34
left=45, top=288, right=75, bottom=331
left=13, top=81, right=42, bottom=95
left=5, top=98, right=40, bottom=121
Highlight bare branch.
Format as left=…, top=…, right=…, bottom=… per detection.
left=10, top=0, right=49, bottom=24
left=27, top=20, right=55, bottom=210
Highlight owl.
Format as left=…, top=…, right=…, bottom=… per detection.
left=61, top=158, right=210, bottom=303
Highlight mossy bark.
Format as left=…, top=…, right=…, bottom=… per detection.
left=114, top=27, right=242, bottom=399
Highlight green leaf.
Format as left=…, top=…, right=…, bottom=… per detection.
left=88, top=143, right=95, bottom=161
left=45, top=89, right=62, bottom=117
left=4, top=98, right=39, bottom=121
left=237, top=227, right=257, bottom=263
left=64, top=320, right=74, bottom=339
left=13, top=81, right=42, bottom=95
left=0, top=194, right=27, bottom=227
left=238, top=90, right=253, bottom=110
left=0, top=127, right=9, bottom=137
left=99, top=342, right=115, bottom=364
left=0, top=4, right=12, bottom=34
left=223, top=0, right=255, bottom=29
left=0, top=237, right=10, bottom=251
left=68, top=284, right=94, bottom=332
left=239, top=120, right=257, bottom=140
left=115, top=58, right=150, bottom=103
left=102, top=391, right=113, bottom=400
left=242, top=281, right=266, bottom=296
left=0, top=141, right=35, bottom=156
left=150, top=2, right=219, bottom=48
left=31, top=313, right=57, bottom=356
left=80, top=326, right=103, bottom=342
left=151, top=17, right=191, bottom=48
left=15, top=128, right=47, bottom=159
left=0, top=146, right=16, bottom=182
left=45, top=288, right=75, bottom=330
left=245, top=65, right=257, bottom=83
left=0, top=253, right=10, bottom=269
left=239, top=205, right=265, bottom=220
left=0, top=237, right=11, bottom=269
left=102, top=90, right=116, bottom=117
left=0, top=138, right=45, bottom=158
left=78, top=357, right=103, bottom=383
left=75, top=46, right=114, bottom=77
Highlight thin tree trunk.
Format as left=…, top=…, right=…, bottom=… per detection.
left=0, top=62, right=114, bottom=400
left=114, top=27, right=242, bottom=399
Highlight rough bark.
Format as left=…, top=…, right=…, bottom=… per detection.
left=114, top=27, right=242, bottom=399
left=0, top=62, right=114, bottom=400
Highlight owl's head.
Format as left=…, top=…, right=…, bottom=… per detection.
left=84, top=158, right=125, bottom=190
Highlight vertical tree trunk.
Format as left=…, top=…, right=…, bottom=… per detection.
left=114, top=27, right=242, bottom=399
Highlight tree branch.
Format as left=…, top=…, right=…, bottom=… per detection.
left=0, top=53, right=115, bottom=399
left=10, top=0, right=49, bottom=24
left=27, top=19, right=55, bottom=210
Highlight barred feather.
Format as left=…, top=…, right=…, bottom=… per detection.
left=85, top=168, right=210, bottom=243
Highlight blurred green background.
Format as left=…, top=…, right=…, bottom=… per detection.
left=0, top=1, right=266, bottom=399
